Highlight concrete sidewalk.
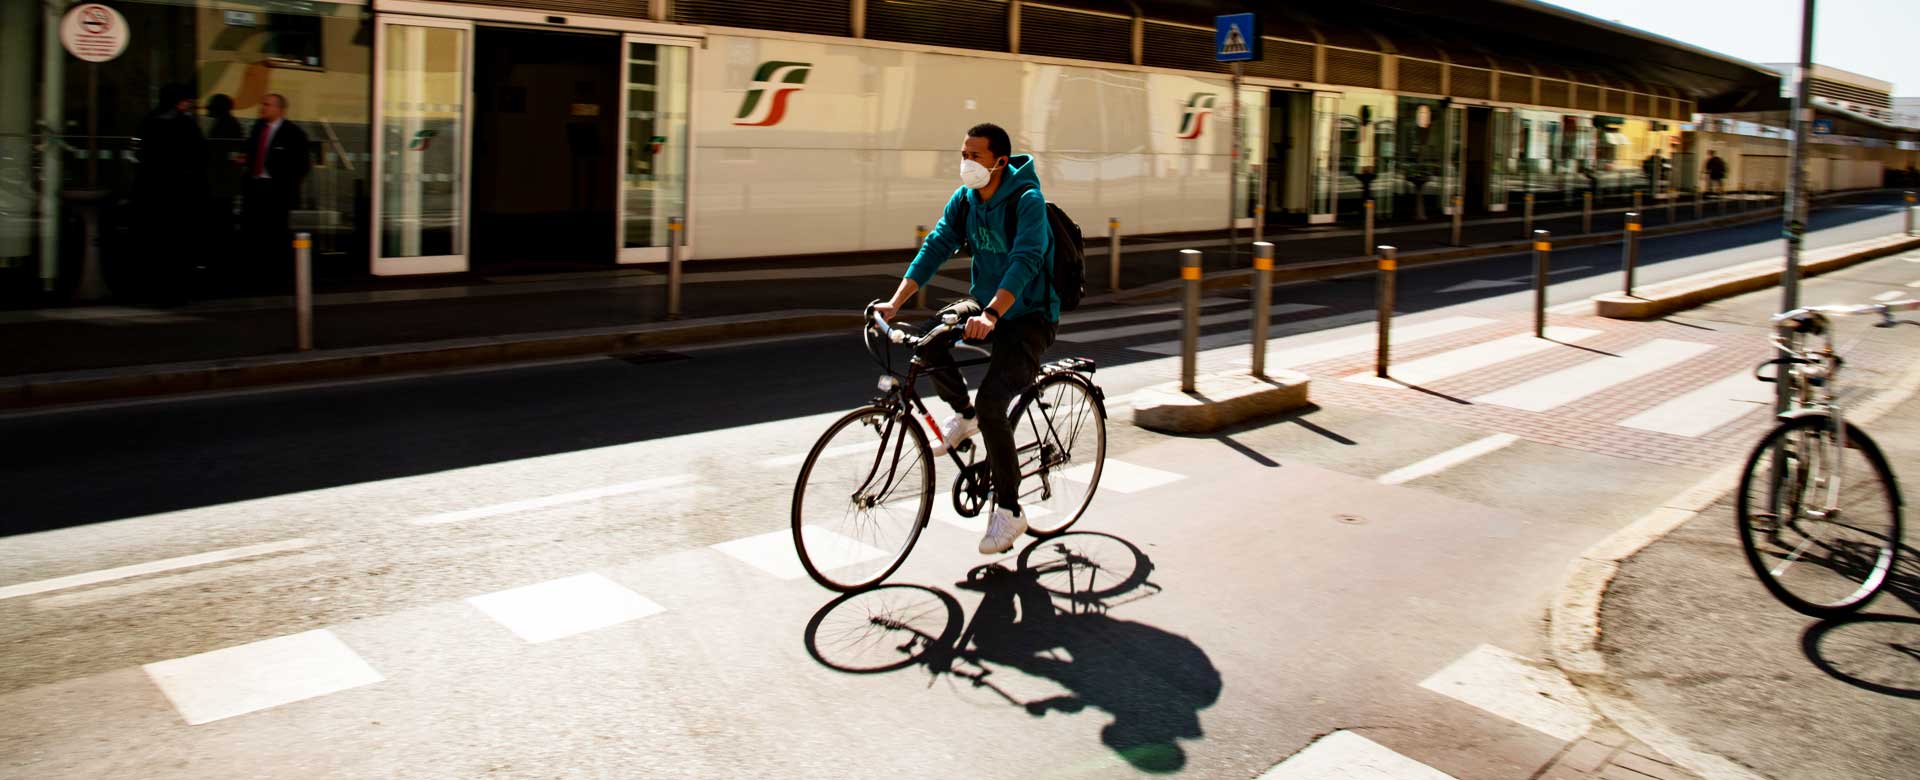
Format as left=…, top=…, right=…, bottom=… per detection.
left=1551, top=253, right=1920, bottom=780
left=2, top=191, right=1871, bottom=380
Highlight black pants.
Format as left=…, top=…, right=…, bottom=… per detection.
left=917, top=299, right=1057, bottom=512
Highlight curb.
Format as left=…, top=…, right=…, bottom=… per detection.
left=1547, top=351, right=1920, bottom=780
left=1093, top=205, right=1797, bottom=305
left=0, top=310, right=860, bottom=410
left=1592, top=233, right=1920, bottom=319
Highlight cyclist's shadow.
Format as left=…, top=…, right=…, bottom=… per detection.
left=803, top=533, right=1220, bottom=773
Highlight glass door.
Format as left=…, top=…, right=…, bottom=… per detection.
left=1308, top=92, right=1339, bottom=224
left=618, top=36, right=694, bottom=263
left=1488, top=108, right=1512, bottom=211
left=1443, top=103, right=1465, bottom=215
left=372, top=15, right=471, bottom=276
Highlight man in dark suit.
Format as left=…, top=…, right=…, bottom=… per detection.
left=242, top=93, right=311, bottom=291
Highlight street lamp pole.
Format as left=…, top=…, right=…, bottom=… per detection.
left=1778, top=0, right=1815, bottom=413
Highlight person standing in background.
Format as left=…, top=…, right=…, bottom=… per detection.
left=203, top=94, right=246, bottom=290
left=133, top=83, right=206, bottom=305
left=241, top=93, right=310, bottom=292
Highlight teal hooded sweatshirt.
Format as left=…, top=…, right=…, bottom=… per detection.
left=904, top=154, right=1058, bottom=323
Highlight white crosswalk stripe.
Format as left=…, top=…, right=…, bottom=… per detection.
left=1477, top=339, right=1716, bottom=412
left=1419, top=644, right=1598, bottom=741
left=1236, top=316, right=1497, bottom=370
left=1619, top=371, right=1773, bottom=437
left=1346, top=328, right=1600, bottom=388
left=144, top=629, right=384, bottom=726
left=1257, top=730, right=1459, bottom=780
left=466, top=573, right=666, bottom=644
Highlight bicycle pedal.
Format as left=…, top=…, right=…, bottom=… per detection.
left=955, top=439, right=975, bottom=454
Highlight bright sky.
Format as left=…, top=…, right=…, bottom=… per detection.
left=1545, top=0, right=1915, bottom=95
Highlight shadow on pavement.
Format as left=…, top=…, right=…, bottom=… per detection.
left=803, top=532, right=1219, bottom=773
left=1801, top=614, right=1920, bottom=699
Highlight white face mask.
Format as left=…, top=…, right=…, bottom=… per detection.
left=960, top=158, right=1000, bottom=190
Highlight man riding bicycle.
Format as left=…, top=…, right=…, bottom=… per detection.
left=872, top=123, right=1058, bottom=555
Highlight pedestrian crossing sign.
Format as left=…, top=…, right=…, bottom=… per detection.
left=1215, top=13, right=1258, bottom=62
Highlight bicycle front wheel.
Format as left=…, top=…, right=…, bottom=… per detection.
left=792, top=406, right=934, bottom=591
left=1008, top=373, right=1107, bottom=537
left=1736, top=413, right=1903, bottom=618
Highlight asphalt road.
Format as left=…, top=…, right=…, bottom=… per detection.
left=0, top=205, right=1913, bottom=780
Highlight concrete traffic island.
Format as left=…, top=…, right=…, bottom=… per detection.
left=1591, top=233, right=1920, bottom=320
left=1129, top=370, right=1311, bottom=434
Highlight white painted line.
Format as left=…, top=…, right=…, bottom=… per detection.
left=1060, top=459, right=1183, bottom=494
left=409, top=474, right=697, bottom=525
left=0, top=538, right=316, bottom=602
left=1061, top=304, right=1323, bottom=343
left=1619, top=371, right=1773, bottom=438
left=467, top=573, right=666, bottom=644
left=33, top=552, right=336, bottom=611
left=907, top=501, right=1056, bottom=534
left=1875, top=290, right=1905, bottom=302
left=1477, top=339, right=1716, bottom=412
left=1346, top=328, right=1600, bottom=388
left=144, top=629, right=384, bottom=726
left=712, top=527, right=889, bottom=581
left=1246, top=316, right=1496, bottom=370
left=1377, top=434, right=1521, bottom=486
left=1257, top=730, right=1458, bottom=780
left=1419, top=644, right=1598, bottom=741
left=1908, top=280, right=1920, bottom=288
left=761, top=442, right=873, bottom=469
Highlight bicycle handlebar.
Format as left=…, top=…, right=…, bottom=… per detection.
left=865, top=302, right=959, bottom=348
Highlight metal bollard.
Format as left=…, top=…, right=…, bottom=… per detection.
left=1582, top=192, right=1593, bottom=234
left=1451, top=195, right=1464, bottom=246
left=1107, top=217, right=1122, bottom=291
left=294, top=232, right=312, bottom=351
left=1363, top=199, right=1375, bottom=257
left=914, top=224, right=929, bottom=310
left=1180, top=249, right=1202, bottom=393
left=1622, top=213, right=1641, bottom=296
left=1906, top=192, right=1916, bottom=236
left=1375, top=245, right=1396, bottom=378
left=1633, top=190, right=1643, bottom=213
left=1532, top=230, right=1551, bottom=338
left=667, top=216, right=684, bottom=319
left=1523, top=193, right=1535, bottom=239
left=1251, top=242, right=1274, bottom=378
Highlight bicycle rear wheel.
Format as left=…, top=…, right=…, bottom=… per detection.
left=792, top=406, right=933, bottom=591
left=1736, top=413, right=1903, bottom=618
left=1008, top=373, right=1106, bottom=537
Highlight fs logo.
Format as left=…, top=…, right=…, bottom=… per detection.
left=1176, top=93, right=1217, bottom=140
left=733, top=61, right=812, bottom=127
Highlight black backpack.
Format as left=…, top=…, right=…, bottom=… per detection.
left=958, top=192, right=1087, bottom=311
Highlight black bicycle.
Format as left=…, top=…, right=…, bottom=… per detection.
left=789, top=303, right=1108, bottom=591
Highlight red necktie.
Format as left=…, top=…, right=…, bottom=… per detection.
left=253, top=126, right=269, bottom=178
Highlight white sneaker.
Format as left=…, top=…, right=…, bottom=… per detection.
left=928, top=412, right=981, bottom=456
left=978, top=506, right=1027, bottom=554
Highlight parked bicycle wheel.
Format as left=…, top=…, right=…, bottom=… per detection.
left=792, top=406, right=933, bottom=591
left=1736, top=413, right=1904, bottom=618
left=1007, top=373, right=1106, bottom=536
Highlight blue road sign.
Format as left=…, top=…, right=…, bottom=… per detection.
left=1216, top=14, right=1257, bottom=62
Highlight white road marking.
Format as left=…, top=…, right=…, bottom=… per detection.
left=32, top=552, right=336, bottom=611
left=1874, top=290, right=1906, bottom=301
left=1345, top=328, right=1600, bottom=388
left=1061, top=304, right=1323, bottom=343
left=1619, top=371, right=1774, bottom=437
left=409, top=474, right=697, bottom=525
left=466, top=573, right=666, bottom=644
left=1060, top=459, right=1183, bottom=494
left=0, top=538, right=316, bottom=602
left=1435, top=265, right=1589, bottom=294
left=713, top=527, right=890, bottom=581
left=1239, top=316, right=1496, bottom=370
left=1377, top=434, right=1521, bottom=486
left=1419, top=644, right=1598, bottom=741
left=1060, top=298, right=1241, bottom=327
left=1908, top=280, right=1920, bottom=288
left=1477, top=339, right=1716, bottom=412
left=761, top=442, right=874, bottom=469
left=1257, top=730, right=1458, bottom=780
left=908, top=501, right=1055, bottom=533
left=144, top=629, right=384, bottom=726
